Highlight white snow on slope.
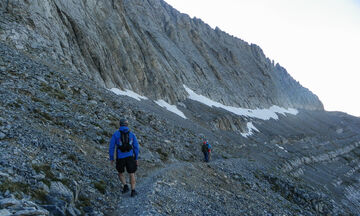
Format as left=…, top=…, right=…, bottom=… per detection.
left=155, top=100, right=187, bottom=119
left=276, top=144, right=288, bottom=153
left=241, top=122, right=260, bottom=138
left=183, top=85, right=298, bottom=120
left=109, top=88, right=186, bottom=118
left=109, top=88, right=148, bottom=101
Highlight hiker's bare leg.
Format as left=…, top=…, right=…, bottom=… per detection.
left=130, top=173, right=136, bottom=190
left=118, top=172, right=126, bottom=185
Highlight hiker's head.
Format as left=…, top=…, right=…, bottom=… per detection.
left=203, top=141, right=206, bottom=144
left=119, top=118, right=129, bottom=127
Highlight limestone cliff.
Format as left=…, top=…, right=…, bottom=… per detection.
left=0, top=0, right=323, bottom=110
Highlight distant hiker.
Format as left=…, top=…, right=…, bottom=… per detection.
left=4, top=0, right=9, bottom=12
left=201, top=141, right=211, bottom=162
left=109, top=118, right=140, bottom=197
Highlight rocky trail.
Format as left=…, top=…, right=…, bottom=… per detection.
left=111, top=157, right=312, bottom=216
left=111, top=162, right=189, bottom=216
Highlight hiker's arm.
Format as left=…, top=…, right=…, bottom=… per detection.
left=208, top=144, right=212, bottom=159
left=109, top=134, right=116, bottom=161
left=132, top=134, right=139, bottom=160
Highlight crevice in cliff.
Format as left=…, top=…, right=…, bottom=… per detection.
left=54, top=3, right=87, bottom=62
left=189, top=29, right=223, bottom=83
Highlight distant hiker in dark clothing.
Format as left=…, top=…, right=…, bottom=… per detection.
left=202, top=141, right=211, bottom=162
left=109, top=118, right=140, bottom=197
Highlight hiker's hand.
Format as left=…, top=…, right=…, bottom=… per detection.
left=110, top=160, right=114, bottom=166
left=136, top=160, right=138, bottom=166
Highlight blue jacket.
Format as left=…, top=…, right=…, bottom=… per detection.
left=109, top=126, right=139, bottom=160
left=206, top=142, right=211, bottom=150
left=205, top=142, right=211, bottom=151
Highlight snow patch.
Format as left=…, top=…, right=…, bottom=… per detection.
left=109, top=88, right=148, bottom=101
left=276, top=144, right=288, bottom=153
left=183, top=85, right=298, bottom=120
left=155, top=100, right=187, bottom=119
left=241, top=122, right=259, bottom=138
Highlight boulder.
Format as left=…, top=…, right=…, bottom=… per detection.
left=49, top=182, right=73, bottom=204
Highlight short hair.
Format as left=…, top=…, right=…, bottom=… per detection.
left=119, top=118, right=128, bottom=126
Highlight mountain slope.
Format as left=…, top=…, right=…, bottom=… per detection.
left=1, top=0, right=360, bottom=215
left=0, top=0, right=322, bottom=110
left=1, top=42, right=360, bottom=215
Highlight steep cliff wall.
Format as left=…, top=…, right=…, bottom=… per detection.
left=0, top=0, right=323, bottom=110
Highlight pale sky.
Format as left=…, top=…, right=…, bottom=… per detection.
left=164, top=0, right=360, bottom=117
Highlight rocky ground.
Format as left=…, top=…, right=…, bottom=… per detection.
left=1, top=41, right=360, bottom=216
left=0, top=41, right=203, bottom=215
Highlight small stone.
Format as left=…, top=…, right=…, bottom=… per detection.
left=0, top=171, right=9, bottom=178
left=15, top=44, right=24, bottom=50
left=33, top=173, right=45, bottom=180
left=0, top=198, right=21, bottom=208
left=23, top=200, right=37, bottom=207
left=73, top=207, right=81, bottom=216
left=14, top=209, right=49, bottom=216
left=66, top=206, right=81, bottom=216
left=38, top=182, right=50, bottom=193
left=30, top=42, right=40, bottom=49
left=36, top=76, right=48, bottom=84
left=41, top=204, right=65, bottom=215
left=0, top=209, right=11, bottom=216
left=80, top=89, right=88, bottom=98
left=54, top=82, right=61, bottom=89
left=89, top=100, right=97, bottom=105
left=4, top=190, right=10, bottom=197
left=91, top=211, right=104, bottom=216
left=83, top=206, right=93, bottom=213
left=50, top=182, right=73, bottom=203
left=0, top=132, right=6, bottom=140
left=56, top=173, right=65, bottom=180
left=336, top=128, right=343, bottom=134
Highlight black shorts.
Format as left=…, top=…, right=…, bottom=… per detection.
left=116, top=156, right=137, bottom=173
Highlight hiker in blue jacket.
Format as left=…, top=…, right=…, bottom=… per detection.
left=201, top=141, right=212, bottom=162
left=109, top=119, right=140, bottom=197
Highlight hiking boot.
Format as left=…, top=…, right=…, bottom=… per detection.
left=122, top=185, right=129, bottom=194
left=131, top=189, right=137, bottom=197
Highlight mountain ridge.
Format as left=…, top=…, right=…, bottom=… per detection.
left=0, top=0, right=323, bottom=110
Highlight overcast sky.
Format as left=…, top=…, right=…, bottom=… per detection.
left=164, top=0, right=360, bottom=117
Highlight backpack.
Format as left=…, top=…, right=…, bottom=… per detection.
left=202, top=143, right=209, bottom=153
left=119, top=131, right=132, bottom=152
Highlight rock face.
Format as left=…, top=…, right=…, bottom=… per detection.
left=0, top=0, right=323, bottom=110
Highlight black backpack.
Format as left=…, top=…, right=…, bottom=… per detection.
left=202, top=143, right=208, bottom=153
left=119, top=131, right=132, bottom=152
